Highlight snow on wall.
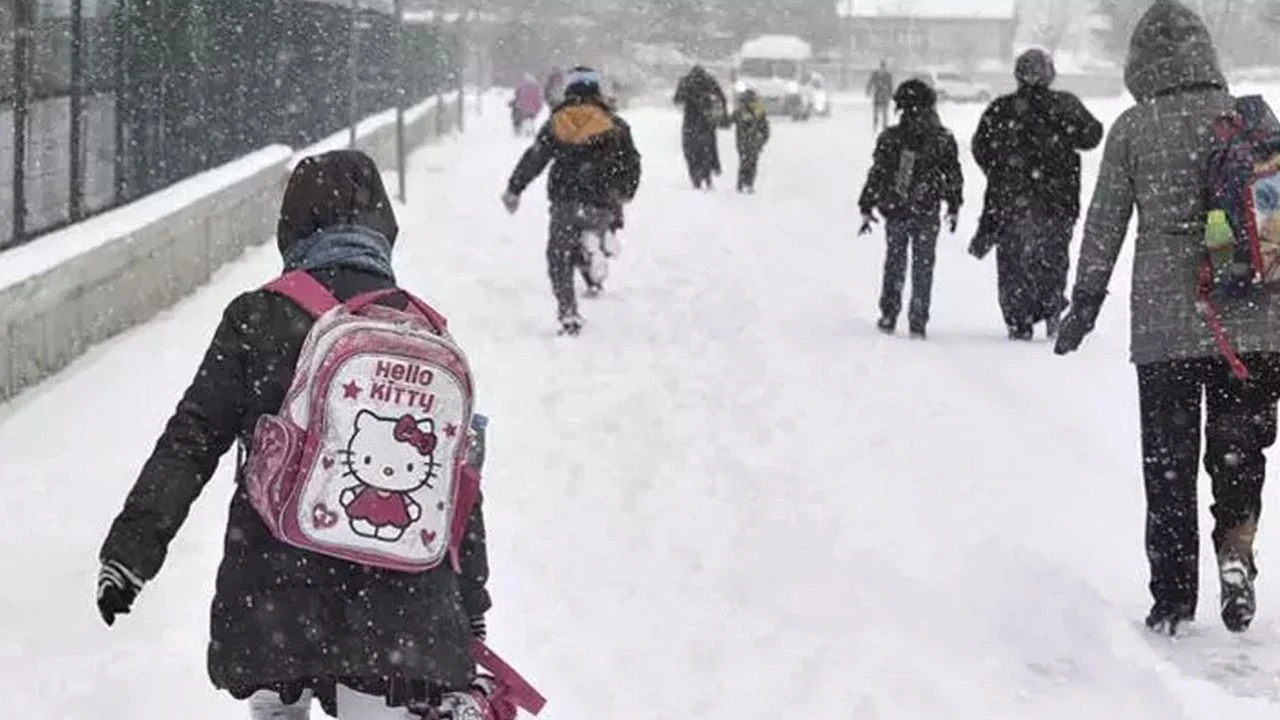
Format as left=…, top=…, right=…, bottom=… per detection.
left=0, top=92, right=465, bottom=403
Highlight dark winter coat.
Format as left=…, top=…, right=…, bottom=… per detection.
left=506, top=96, right=642, bottom=211
left=1071, top=0, right=1280, bottom=365
left=674, top=67, right=727, bottom=177
left=970, top=84, right=1103, bottom=255
left=98, top=150, right=491, bottom=717
left=859, top=111, right=964, bottom=222
left=733, top=99, right=770, bottom=155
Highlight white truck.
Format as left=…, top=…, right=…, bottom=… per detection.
left=733, top=34, right=817, bottom=120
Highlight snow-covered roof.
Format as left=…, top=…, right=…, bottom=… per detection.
left=844, top=0, right=1016, bottom=20
left=739, top=35, right=813, bottom=60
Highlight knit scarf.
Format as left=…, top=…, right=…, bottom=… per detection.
left=282, top=224, right=395, bottom=281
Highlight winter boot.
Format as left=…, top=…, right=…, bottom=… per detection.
left=1145, top=600, right=1196, bottom=636
left=877, top=316, right=896, bottom=335
left=558, top=311, right=583, bottom=336
left=909, top=324, right=927, bottom=340
left=1008, top=325, right=1034, bottom=341
left=1218, top=517, right=1259, bottom=632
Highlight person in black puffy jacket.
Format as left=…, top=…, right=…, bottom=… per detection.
left=971, top=49, right=1103, bottom=340
left=96, top=149, right=491, bottom=719
left=859, top=79, right=963, bottom=340
left=503, top=66, right=642, bottom=335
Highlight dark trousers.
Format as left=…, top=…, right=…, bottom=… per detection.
left=737, top=148, right=760, bottom=190
left=872, top=102, right=890, bottom=133
left=879, top=215, right=939, bottom=330
left=996, top=214, right=1073, bottom=332
left=548, top=204, right=613, bottom=319
left=1137, top=354, right=1280, bottom=611
left=683, top=124, right=720, bottom=187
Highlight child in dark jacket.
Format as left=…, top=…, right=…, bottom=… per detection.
left=858, top=79, right=963, bottom=339
left=96, top=150, right=496, bottom=719
left=732, top=89, right=771, bottom=193
left=503, top=66, right=642, bottom=335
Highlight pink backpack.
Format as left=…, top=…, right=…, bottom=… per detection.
left=243, top=271, right=480, bottom=573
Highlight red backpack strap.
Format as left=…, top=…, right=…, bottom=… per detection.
left=470, top=639, right=547, bottom=715
left=263, top=271, right=340, bottom=318
left=1197, top=263, right=1252, bottom=381
left=345, top=288, right=449, bottom=334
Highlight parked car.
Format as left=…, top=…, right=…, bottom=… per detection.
left=913, top=70, right=993, bottom=103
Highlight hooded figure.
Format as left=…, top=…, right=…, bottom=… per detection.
left=858, top=79, right=963, bottom=339
left=96, top=150, right=492, bottom=717
left=1055, top=0, right=1280, bottom=637
left=971, top=47, right=1104, bottom=340
left=504, top=66, right=643, bottom=335
left=673, top=65, right=728, bottom=189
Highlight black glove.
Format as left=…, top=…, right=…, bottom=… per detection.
left=1054, top=290, right=1107, bottom=356
left=470, top=614, right=487, bottom=641
left=97, top=559, right=143, bottom=626
left=946, top=208, right=959, bottom=234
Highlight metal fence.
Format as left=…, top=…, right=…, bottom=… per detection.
left=2, top=0, right=465, bottom=251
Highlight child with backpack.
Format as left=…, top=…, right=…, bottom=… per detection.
left=96, top=150, right=544, bottom=719
left=732, top=89, right=770, bottom=193
left=1055, top=0, right=1280, bottom=637
left=858, top=79, right=963, bottom=339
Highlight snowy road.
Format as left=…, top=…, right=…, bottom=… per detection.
left=3, top=92, right=1280, bottom=718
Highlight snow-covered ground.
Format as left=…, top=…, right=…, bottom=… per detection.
left=4, top=91, right=1280, bottom=719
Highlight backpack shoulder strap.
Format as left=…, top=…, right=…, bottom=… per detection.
left=346, top=287, right=450, bottom=334
left=263, top=270, right=339, bottom=318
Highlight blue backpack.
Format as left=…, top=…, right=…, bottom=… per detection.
left=1200, top=95, right=1280, bottom=379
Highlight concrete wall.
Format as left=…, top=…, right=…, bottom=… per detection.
left=0, top=93, right=464, bottom=403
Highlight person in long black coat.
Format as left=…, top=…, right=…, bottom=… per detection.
left=674, top=65, right=728, bottom=190
left=970, top=49, right=1104, bottom=340
left=95, top=150, right=491, bottom=718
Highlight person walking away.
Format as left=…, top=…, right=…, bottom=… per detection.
left=866, top=60, right=894, bottom=134
left=95, top=150, right=514, bottom=719
left=858, top=79, right=963, bottom=340
left=543, top=67, right=565, bottom=108
left=502, top=67, right=642, bottom=336
left=674, top=65, right=728, bottom=190
left=1054, top=0, right=1280, bottom=636
left=971, top=48, right=1103, bottom=340
left=732, top=89, right=771, bottom=193
left=511, top=74, right=545, bottom=136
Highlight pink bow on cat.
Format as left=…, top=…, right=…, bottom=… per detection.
left=394, top=415, right=438, bottom=456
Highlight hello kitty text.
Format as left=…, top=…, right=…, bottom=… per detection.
left=369, top=360, right=437, bottom=410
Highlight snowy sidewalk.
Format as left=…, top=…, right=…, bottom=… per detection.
left=1, top=94, right=1279, bottom=719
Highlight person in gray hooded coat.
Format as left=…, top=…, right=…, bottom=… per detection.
left=1055, top=0, right=1280, bottom=636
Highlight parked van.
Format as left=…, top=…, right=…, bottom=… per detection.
left=733, top=34, right=816, bottom=120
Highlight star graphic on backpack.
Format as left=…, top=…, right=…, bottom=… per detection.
left=342, top=380, right=362, bottom=399
left=444, top=423, right=459, bottom=438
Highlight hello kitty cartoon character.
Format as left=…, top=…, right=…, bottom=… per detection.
left=337, top=410, right=441, bottom=542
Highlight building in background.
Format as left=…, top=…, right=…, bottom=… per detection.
left=837, top=0, right=1017, bottom=72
